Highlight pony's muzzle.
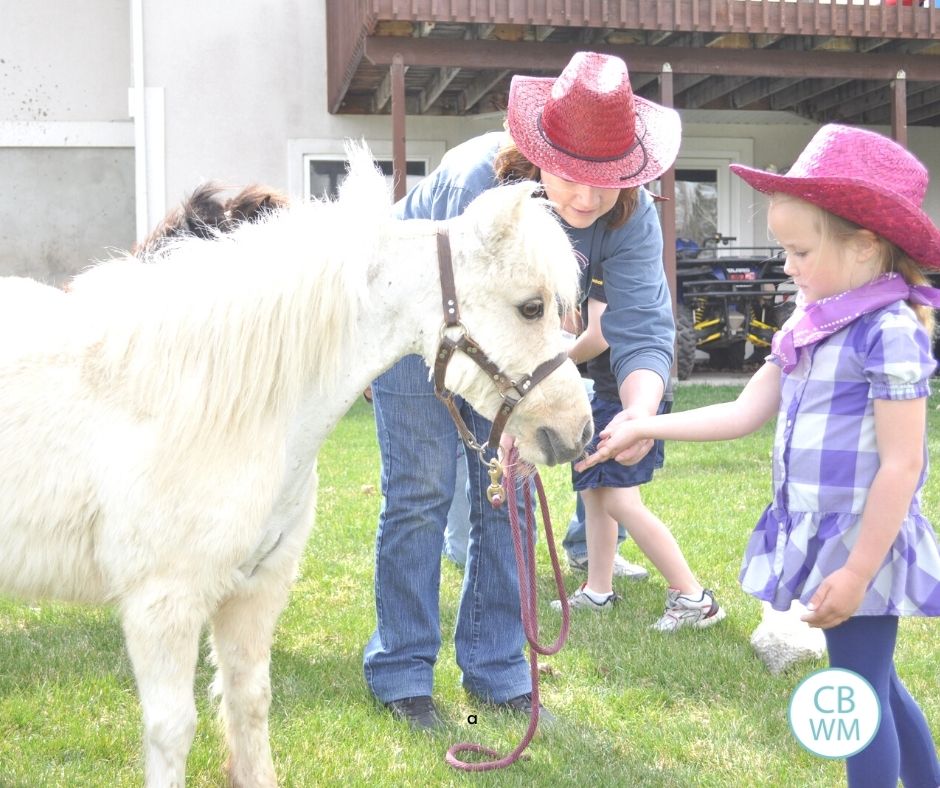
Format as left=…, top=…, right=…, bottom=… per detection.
left=535, top=418, right=593, bottom=466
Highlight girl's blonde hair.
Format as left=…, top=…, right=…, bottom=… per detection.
left=493, top=136, right=639, bottom=229
left=772, top=194, right=935, bottom=335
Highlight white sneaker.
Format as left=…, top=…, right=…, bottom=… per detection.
left=568, top=553, right=649, bottom=581
left=550, top=583, right=620, bottom=612
left=651, top=588, right=726, bottom=632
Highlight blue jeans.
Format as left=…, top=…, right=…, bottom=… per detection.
left=364, top=354, right=531, bottom=704
left=442, top=441, right=471, bottom=566
left=444, top=440, right=535, bottom=567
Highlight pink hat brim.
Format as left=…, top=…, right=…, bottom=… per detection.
left=507, top=76, right=682, bottom=190
left=731, top=163, right=940, bottom=270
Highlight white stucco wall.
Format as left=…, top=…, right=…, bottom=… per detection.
left=684, top=117, right=940, bottom=248
left=0, top=0, right=129, bottom=122
left=0, top=0, right=134, bottom=282
left=0, top=147, right=135, bottom=285
left=2, top=0, right=939, bottom=281
left=142, top=0, right=486, bottom=205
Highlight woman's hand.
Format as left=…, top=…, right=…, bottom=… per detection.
left=800, top=567, right=870, bottom=629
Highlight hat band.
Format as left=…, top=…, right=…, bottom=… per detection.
left=536, top=112, right=651, bottom=183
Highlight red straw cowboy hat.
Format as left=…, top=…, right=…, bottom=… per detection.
left=507, top=52, right=681, bottom=189
left=730, top=124, right=940, bottom=269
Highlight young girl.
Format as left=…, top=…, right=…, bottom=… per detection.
left=554, top=275, right=725, bottom=633
left=578, top=124, right=940, bottom=786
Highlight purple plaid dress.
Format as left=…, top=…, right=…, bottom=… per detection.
left=739, top=298, right=940, bottom=616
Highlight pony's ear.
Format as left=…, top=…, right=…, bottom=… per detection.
left=464, top=180, right=543, bottom=248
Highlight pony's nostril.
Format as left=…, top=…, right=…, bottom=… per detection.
left=579, top=418, right=593, bottom=448
left=536, top=426, right=558, bottom=463
left=536, top=425, right=585, bottom=466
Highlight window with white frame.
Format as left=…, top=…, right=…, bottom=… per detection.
left=304, top=156, right=427, bottom=201
left=286, top=138, right=445, bottom=202
left=673, top=137, right=755, bottom=249
left=674, top=168, right=719, bottom=246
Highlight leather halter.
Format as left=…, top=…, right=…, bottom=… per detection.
left=432, top=226, right=568, bottom=462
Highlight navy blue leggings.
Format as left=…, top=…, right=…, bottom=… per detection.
left=824, top=616, right=940, bottom=788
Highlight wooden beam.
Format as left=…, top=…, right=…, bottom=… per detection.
left=760, top=34, right=901, bottom=111
left=659, top=63, right=678, bottom=324
left=363, top=37, right=940, bottom=82
left=724, top=76, right=802, bottom=110
left=534, top=25, right=555, bottom=41
left=771, top=77, right=855, bottom=112
left=419, top=66, right=461, bottom=113
left=460, top=69, right=510, bottom=112
left=902, top=83, right=940, bottom=123
left=680, top=31, right=857, bottom=109
left=849, top=85, right=940, bottom=126
left=678, top=74, right=752, bottom=109
left=374, top=64, right=408, bottom=112
left=892, top=69, right=908, bottom=147
left=812, top=79, right=889, bottom=119
left=907, top=98, right=940, bottom=125
left=391, top=55, right=407, bottom=201
left=326, top=0, right=373, bottom=114
left=366, top=0, right=939, bottom=39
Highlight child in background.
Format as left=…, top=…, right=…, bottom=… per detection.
left=578, top=124, right=940, bottom=786
left=554, top=277, right=725, bottom=632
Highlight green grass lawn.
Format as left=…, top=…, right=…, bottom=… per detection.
left=1, top=385, right=938, bottom=786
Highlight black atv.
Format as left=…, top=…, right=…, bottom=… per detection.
left=675, top=234, right=795, bottom=380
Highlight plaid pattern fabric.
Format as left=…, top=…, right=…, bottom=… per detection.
left=740, top=301, right=940, bottom=616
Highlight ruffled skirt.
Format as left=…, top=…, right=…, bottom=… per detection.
left=739, top=506, right=940, bottom=616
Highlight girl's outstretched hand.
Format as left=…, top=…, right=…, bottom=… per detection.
left=574, top=419, right=645, bottom=471
left=800, top=567, right=869, bottom=629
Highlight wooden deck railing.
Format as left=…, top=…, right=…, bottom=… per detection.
left=365, top=0, right=939, bottom=39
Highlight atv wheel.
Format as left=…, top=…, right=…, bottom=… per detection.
left=676, top=304, right=697, bottom=380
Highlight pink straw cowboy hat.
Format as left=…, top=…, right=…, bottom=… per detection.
left=730, top=124, right=940, bottom=270
left=507, top=51, right=682, bottom=189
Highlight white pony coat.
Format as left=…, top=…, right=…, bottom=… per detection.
left=0, top=144, right=591, bottom=786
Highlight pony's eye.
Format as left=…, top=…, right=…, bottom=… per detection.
left=518, top=299, right=544, bottom=321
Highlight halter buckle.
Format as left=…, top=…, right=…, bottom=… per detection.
left=486, top=457, right=505, bottom=508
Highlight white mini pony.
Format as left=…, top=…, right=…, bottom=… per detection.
left=0, top=145, right=592, bottom=787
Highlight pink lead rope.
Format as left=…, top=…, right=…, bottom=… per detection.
left=445, top=450, right=571, bottom=771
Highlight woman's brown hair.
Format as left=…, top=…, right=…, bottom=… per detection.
left=493, top=137, right=639, bottom=229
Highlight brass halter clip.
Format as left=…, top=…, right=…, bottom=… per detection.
left=486, top=457, right=505, bottom=509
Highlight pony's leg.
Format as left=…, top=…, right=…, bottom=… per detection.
left=120, top=589, right=206, bottom=788
left=209, top=569, right=293, bottom=788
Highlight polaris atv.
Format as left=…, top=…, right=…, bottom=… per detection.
left=675, top=234, right=795, bottom=380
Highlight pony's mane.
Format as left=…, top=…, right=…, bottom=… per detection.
left=70, top=148, right=390, bottom=451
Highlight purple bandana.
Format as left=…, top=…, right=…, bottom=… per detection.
left=772, top=273, right=940, bottom=373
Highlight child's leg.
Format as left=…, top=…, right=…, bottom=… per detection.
left=580, top=488, right=619, bottom=595
left=602, top=485, right=700, bottom=595
left=824, top=617, right=899, bottom=785
left=824, top=615, right=940, bottom=787
left=890, top=665, right=940, bottom=787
